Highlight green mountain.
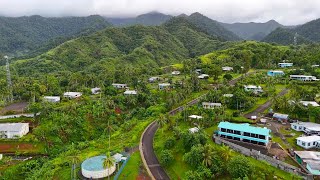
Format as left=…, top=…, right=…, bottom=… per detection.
left=0, top=15, right=112, bottom=55
left=221, top=20, right=284, bottom=40
left=262, top=27, right=312, bottom=45
left=295, top=18, right=320, bottom=42
left=186, top=12, right=241, bottom=41
left=106, top=12, right=172, bottom=26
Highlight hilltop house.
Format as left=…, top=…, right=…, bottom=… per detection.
left=43, top=96, right=60, bottom=103
left=278, top=63, right=293, bottom=68
left=63, top=92, right=82, bottom=99
left=124, top=90, right=137, bottom=95
left=290, top=75, right=318, bottom=81
left=171, top=71, right=180, bottom=75
left=0, top=123, right=29, bottom=139
left=244, top=85, right=263, bottom=93
left=198, top=74, right=209, bottom=79
left=294, top=151, right=320, bottom=175
left=291, top=122, right=320, bottom=136
left=148, top=77, right=160, bottom=83
left=296, top=136, right=320, bottom=149
left=267, top=70, right=285, bottom=77
left=112, top=83, right=127, bottom=89
left=188, top=115, right=203, bottom=120
left=91, top=87, right=101, bottom=95
left=272, top=113, right=289, bottom=123
left=217, top=122, right=271, bottom=146
left=222, top=67, right=233, bottom=71
left=202, top=102, right=222, bottom=109
left=158, top=83, right=171, bottom=90
left=300, top=101, right=320, bottom=107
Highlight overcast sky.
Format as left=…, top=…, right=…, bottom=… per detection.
left=0, top=0, right=320, bottom=25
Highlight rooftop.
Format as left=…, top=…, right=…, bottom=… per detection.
left=0, top=123, right=28, bottom=132
left=218, top=122, right=271, bottom=136
left=202, top=102, right=222, bottom=106
left=295, top=151, right=320, bottom=160
left=300, top=101, right=320, bottom=107
left=296, top=135, right=320, bottom=143
left=188, top=115, right=203, bottom=119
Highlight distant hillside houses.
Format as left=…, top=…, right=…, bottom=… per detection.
left=43, top=96, right=60, bottom=103
left=91, top=87, right=101, bottom=95
left=148, top=77, right=160, bottom=83
left=278, top=62, right=293, bottom=68
left=64, top=92, right=82, bottom=99
left=290, top=75, right=318, bottom=81
left=198, top=74, right=209, bottom=79
left=158, top=83, right=171, bottom=90
left=244, top=85, right=263, bottom=93
left=300, top=101, right=320, bottom=107
left=296, top=135, right=320, bottom=149
left=112, top=83, right=127, bottom=89
left=171, top=71, right=180, bottom=75
left=294, top=151, right=320, bottom=175
left=124, top=90, right=137, bottom=95
left=267, top=70, right=285, bottom=77
left=0, top=123, right=29, bottom=139
left=222, top=66, right=233, bottom=71
left=202, top=102, right=222, bottom=109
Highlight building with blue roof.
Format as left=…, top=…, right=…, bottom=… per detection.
left=217, top=122, right=271, bottom=146
left=267, top=70, right=285, bottom=77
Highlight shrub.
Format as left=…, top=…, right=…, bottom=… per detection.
left=164, top=137, right=175, bottom=149
left=160, top=149, right=174, bottom=166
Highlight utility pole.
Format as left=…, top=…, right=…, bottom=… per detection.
left=4, top=56, right=13, bottom=103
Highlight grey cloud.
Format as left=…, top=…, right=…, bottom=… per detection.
left=1, top=0, right=320, bottom=25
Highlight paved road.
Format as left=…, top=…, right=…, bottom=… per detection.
left=141, top=121, right=170, bottom=180
left=244, top=89, right=288, bottom=119
left=140, top=71, right=255, bottom=180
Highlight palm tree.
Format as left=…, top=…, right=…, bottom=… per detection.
left=202, top=144, right=214, bottom=167
left=220, top=145, right=233, bottom=162
left=157, top=114, right=168, bottom=129
left=103, top=152, right=115, bottom=180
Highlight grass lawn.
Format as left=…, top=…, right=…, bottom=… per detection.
left=118, top=152, right=141, bottom=180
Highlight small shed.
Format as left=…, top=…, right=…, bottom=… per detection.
left=188, top=115, right=203, bottom=120
left=171, top=71, right=181, bottom=75
left=159, top=83, right=171, bottom=90
left=273, top=113, right=289, bottom=122
left=198, top=74, right=209, bottom=79
left=202, top=102, right=222, bottom=109
left=124, top=90, right=137, bottom=95
left=189, top=127, right=199, bottom=134
left=91, top=87, right=101, bottom=95
left=43, top=96, right=60, bottom=103
left=63, top=92, right=82, bottom=99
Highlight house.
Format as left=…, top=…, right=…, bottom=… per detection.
left=222, top=67, right=233, bottom=71
left=0, top=113, right=39, bottom=120
left=91, top=87, right=101, bottom=95
left=294, top=151, right=320, bottom=175
left=124, top=90, right=137, bottom=95
left=296, top=136, right=320, bottom=149
left=43, top=96, right=60, bottom=103
left=267, top=70, right=285, bottom=77
left=217, top=122, right=271, bottom=146
left=290, top=75, right=319, bottom=81
left=0, top=123, right=29, bottom=139
left=291, top=122, right=320, bottom=135
left=195, top=69, right=202, bottom=74
left=148, top=77, right=160, bottom=83
left=158, top=83, right=171, bottom=90
left=188, top=115, right=203, bottom=120
left=112, top=83, right=127, bottom=89
left=272, top=113, right=289, bottom=123
left=189, top=127, right=199, bottom=134
left=244, top=85, right=263, bottom=93
left=202, top=102, right=222, bottom=109
left=198, top=74, right=209, bottom=79
left=312, top=65, right=319, bottom=68
left=63, top=92, right=82, bottom=99
left=300, top=101, right=320, bottom=107
left=223, top=94, right=234, bottom=98
left=278, top=63, right=293, bottom=68
left=171, top=71, right=180, bottom=75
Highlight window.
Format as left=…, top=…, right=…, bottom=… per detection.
left=308, top=143, right=311, bottom=146
left=243, top=139, right=250, bottom=143
left=227, top=136, right=233, bottom=139
left=244, top=132, right=250, bottom=136
left=302, top=142, right=305, bottom=146
left=313, top=142, right=316, bottom=145
left=234, top=137, right=240, bottom=141
left=234, top=130, right=241, bottom=135
left=221, top=128, right=226, bottom=132
left=227, top=129, right=233, bottom=133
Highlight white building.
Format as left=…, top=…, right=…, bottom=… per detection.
left=91, top=87, right=101, bottom=95
left=124, top=90, right=137, bottom=95
left=294, top=151, right=320, bottom=175
left=296, top=136, right=320, bottom=149
left=0, top=113, right=39, bottom=120
left=223, top=94, right=234, bottom=98
left=244, top=85, right=263, bottom=93
left=148, top=77, right=160, bottom=83
left=198, top=74, right=209, bottom=79
left=290, top=75, right=318, bottom=81
left=0, top=123, right=29, bottom=139
left=43, top=96, right=60, bottom=103
left=189, top=127, right=199, bottom=134
left=222, top=66, right=233, bottom=71
left=171, top=71, right=181, bottom=75
left=188, top=115, right=203, bottom=120
left=112, top=83, right=127, bottom=89
left=63, top=92, right=82, bottom=99
left=291, top=122, right=320, bottom=136
left=311, top=65, right=319, bottom=68
left=300, top=101, right=320, bottom=107
left=202, top=102, right=222, bottom=109
left=272, top=113, right=289, bottom=122
left=159, top=83, right=171, bottom=90
left=278, top=63, right=293, bottom=68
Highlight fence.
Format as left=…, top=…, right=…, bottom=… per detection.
left=214, top=136, right=314, bottom=180
left=114, top=155, right=131, bottom=180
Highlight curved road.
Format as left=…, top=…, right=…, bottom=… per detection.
left=140, top=71, right=254, bottom=180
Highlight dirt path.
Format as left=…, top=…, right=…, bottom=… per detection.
left=0, top=102, right=28, bottom=115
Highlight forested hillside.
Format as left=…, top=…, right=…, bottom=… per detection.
left=107, top=12, right=172, bottom=26
left=262, top=28, right=311, bottom=45
left=0, top=15, right=112, bottom=55
left=187, top=13, right=241, bottom=41
left=221, top=20, right=284, bottom=40
left=295, top=18, right=320, bottom=42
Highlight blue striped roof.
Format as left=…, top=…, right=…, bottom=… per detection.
left=218, top=122, right=271, bottom=136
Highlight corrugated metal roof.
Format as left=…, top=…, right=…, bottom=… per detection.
left=0, top=123, right=28, bottom=132
left=218, top=122, right=271, bottom=136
